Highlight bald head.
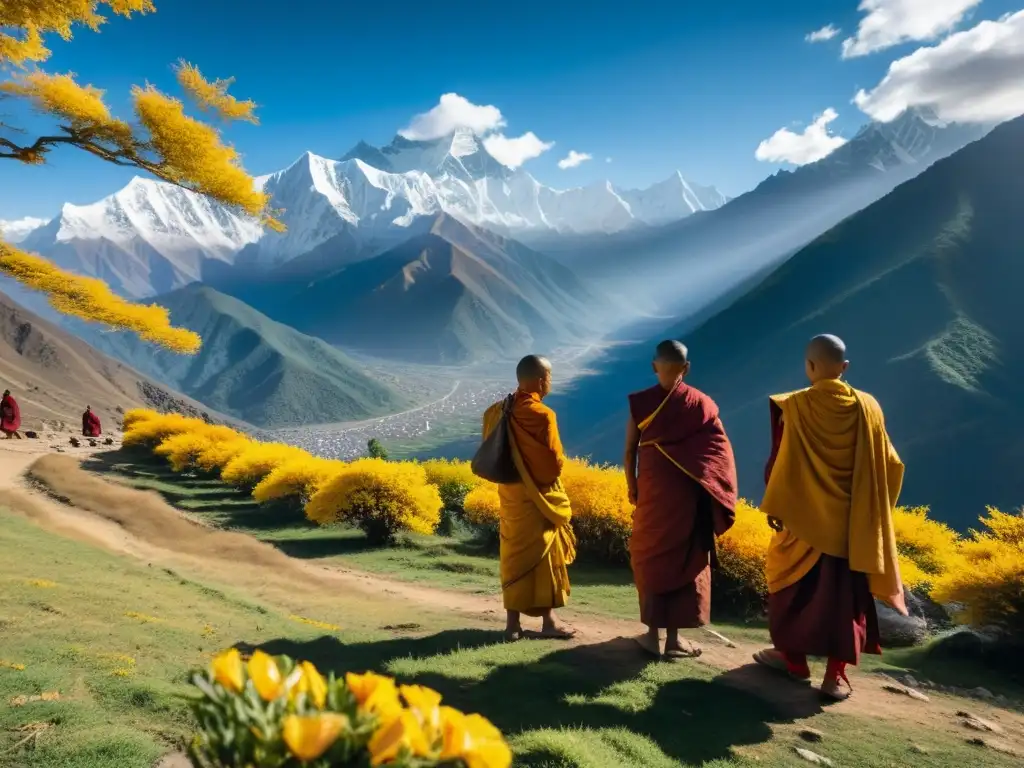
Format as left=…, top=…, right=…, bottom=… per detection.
left=654, top=339, right=688, bottom=365
left=652, top=339, right=691, bottom=388
left=805, top=334, right=848, bottom=382
left=516, top=355, right=553, bottom=398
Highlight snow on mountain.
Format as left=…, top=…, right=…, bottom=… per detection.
left=618, top=171, right=729, bottom=225
left=0, top=217, right=49, bottom=244
left=19, top=177, right=261, bottom=298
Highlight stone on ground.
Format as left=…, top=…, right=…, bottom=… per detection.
left=794, top=747, right=834, bottom=765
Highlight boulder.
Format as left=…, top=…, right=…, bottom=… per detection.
left=876, top=599, right=929, bottom=647
left=24, top=431, right=38, bottom=439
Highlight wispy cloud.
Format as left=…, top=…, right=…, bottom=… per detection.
left=841, top=0, right=981, bottom=58
left=557, top=150, right=593, bottom=169
left=482, top=132, right=555, bottom=168
left=399, top=93, right=505, bottom=140
left=755, top=108, right=848, bottom=165
left=855, top=10, right=1024, bottom=123
left=806, top=24, right=841, bottom=43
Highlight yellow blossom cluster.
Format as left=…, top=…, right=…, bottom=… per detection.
left=1, top=1, right=282, bottom=352
left=194, top=648, right=510, bottom=768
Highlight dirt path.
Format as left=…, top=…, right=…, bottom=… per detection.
left=2, top=444, right=1023, bottom=751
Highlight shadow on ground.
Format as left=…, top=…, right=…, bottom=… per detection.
left=242, top=630, right=824, bottom=765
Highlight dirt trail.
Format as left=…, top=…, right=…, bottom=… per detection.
left=2, top=445, right=1023, bottom=746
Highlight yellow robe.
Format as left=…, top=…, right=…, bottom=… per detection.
left=762, top=378, right=907, bottom=614
left=483, top=390, right=576, bottom=614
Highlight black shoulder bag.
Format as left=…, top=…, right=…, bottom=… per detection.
left=471, top=394, right=521, bottom=484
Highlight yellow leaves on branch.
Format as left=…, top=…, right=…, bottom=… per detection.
left=0, top=243, right=201, bottom=353
left=175, top=62, right=258, bottom=123
left=0, top=1, right=154, bottom=67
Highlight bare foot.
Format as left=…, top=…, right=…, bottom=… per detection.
left=752, top=649, right=811, bottom=682
left=504, top=628, right=523, bottom=643
left=820, top=676, right=852, bottom=701
left=532, top=622, right=577, bottom=640
left=663, top=639, right=701, bottom=660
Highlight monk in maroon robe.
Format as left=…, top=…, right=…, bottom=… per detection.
left=1, top=389, right=22, bottom=439
left=624, top=340, right=738, bottom=659
left=82, top=406, right=102, bottom=437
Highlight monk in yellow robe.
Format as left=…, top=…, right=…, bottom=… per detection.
left=482, top=355, right=577, bottom=642
left=754, top=335, right=906, bottom=701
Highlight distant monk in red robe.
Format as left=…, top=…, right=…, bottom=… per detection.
left=754, top=334, right=905, bottom=701
left=82, top=405, right=102, bottom=437
left=624, top=340, right=738, bottom=659
left=1, top=389, right=22, bottom=439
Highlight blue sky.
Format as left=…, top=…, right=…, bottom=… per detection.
left=2, top=0, right=1022, bottom=219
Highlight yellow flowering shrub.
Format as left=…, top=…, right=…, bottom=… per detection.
left=891, top=506, right=963, bottom=593
left=253, top=456, right=346, bottom=505
left=421, top=458, right=481, bottom=511
left=154, top=424, right=246, bottom=472
left=713, top=500, right=773, bottom=616
left=463, top=483, right=501, bottom=543
left=122, top=411, right=196, bottom=447
left=933, top=508, right=1024, bottom=637
left=196, top=436, right=253, bottom=474
left=305, top=459, right=443, bottom=544
left=191, top=648, right=510, bottom=768
left=561, top=459, right=633, bottom=563
left=220, top=442, right=309, bottom=490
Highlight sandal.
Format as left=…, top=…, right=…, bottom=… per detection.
left=820, top=671, right=853, bottom=701
left=753, top=649, right=811, bottom=682
left=664, top=641, right=702, bottom=660
left=634, top=635, right=662, bottom=658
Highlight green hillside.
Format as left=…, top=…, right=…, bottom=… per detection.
left=86, top=284, right=409, bottom=428
left=558, top=115, right=1024, bottom=528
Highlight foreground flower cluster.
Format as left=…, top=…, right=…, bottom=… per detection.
left=124, top=408, right=1023, bottom=634
left=191, top=649, right=510, bottom=767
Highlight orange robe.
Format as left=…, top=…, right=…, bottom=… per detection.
left=762, top=378, right=905, bottom=663
left=628, top=382, right=737, bottom=628
left=482, top=390, right=576, bottom=615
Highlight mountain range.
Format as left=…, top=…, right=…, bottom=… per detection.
left=555, top=114, right=1024, bottom=528
left=75, top=284, right=410, bottom=428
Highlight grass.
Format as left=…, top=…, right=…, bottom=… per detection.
left=6, top=449, right=1015, bottom=767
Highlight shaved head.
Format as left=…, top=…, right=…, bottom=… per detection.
left=516, top=355, right=551, bottom=383
left=807, top=334, right=847, bottom=364
left=654, top=339, right=689, bottom=364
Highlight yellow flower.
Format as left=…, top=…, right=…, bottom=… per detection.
left=400, top=684, right=443, bottom=733
left=346, top=672, right=402, bottom=721
left=290, top=661, right=328, bottom=708
left=368, top=710, right=432, bottom=766
left=210, top=648, right=244, bottom=693
left=247, top=650, right=284, bottom=701
left=439, top=709, right=511, bottom=768
left=282, top=713, right=349, bottom=761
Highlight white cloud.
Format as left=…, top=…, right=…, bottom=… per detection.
left=806, top=24, right=841, bottom=43
left=557, top=150, right=593, bottom=169
left=755, top=108, right=848, bottom=165
left=482, top=132, right=555, bottom=168
left=841, top=0, right=981, bottom=58
left=399, top=93, right=506, bottom=140
left=854, top=10, right=1024, bottom=123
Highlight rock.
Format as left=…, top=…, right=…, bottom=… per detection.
left=966, top=737, right=1021, bottom=757
left=24, top=430, right=37, bottom=439
left=104, top=437, right=114, bottom=445
left=154, top=754, right=193, bottom=768
left=69, top=437, right=80, bottom=447
left=799, top=728, right=825, bottom=743
left=971, top=687, right=994, bottom=700
left=794, top=747, right=833, bottom=766
left=903, top=674, right=920, bottom=688
left=883, top=683, right=930, bottom=702
left=910, top=744, right=929, bottom=755
left=875, top=599, right=929, bottom=647
left=959, top=713, right=1003, bottom=734
left=88, top=439, right=97, bottom=447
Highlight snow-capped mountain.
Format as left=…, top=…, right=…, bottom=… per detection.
left=0, top=217, right=48, bottom=244
left=19, top=177, right=262, bottom=298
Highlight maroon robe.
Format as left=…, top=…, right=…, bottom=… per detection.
left=1, top=393, right=21, bottom=434
left=82, top=410, right=102, bottom=437
left=628, top=382, right=738, bottom=628
left=765, top=413, right=882, bottom=664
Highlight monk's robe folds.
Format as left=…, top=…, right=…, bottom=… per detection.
left=83, top=410, right=101, bottom=437
left=628, top=382, right=737, bottom=628
left=483, top=391, right=576, bottom=615
left=762, top=378, right=905, bottom=612
left=1, top=394, right=21, bottom=433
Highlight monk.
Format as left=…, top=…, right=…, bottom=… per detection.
left=82, top=405, right=102, bottom=437
left=482, top=355, right=577, bottom=642
left=625, top=340, right=738, bottom=659
left=1, top=389, right=22, bottom=439
left=754, top=334, right=906, bottom=701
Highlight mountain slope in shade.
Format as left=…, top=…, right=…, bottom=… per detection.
left=81, top=284, right=409, bottom=428
left=555, top=115, right=1024, bottom=529
left=534, top=109, right=989, bottom=317
left=278, top=214, right=608, bottom=364
left=19, top=177, right=261, bottom=299
left=0, top=290, right=220, bottom=432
